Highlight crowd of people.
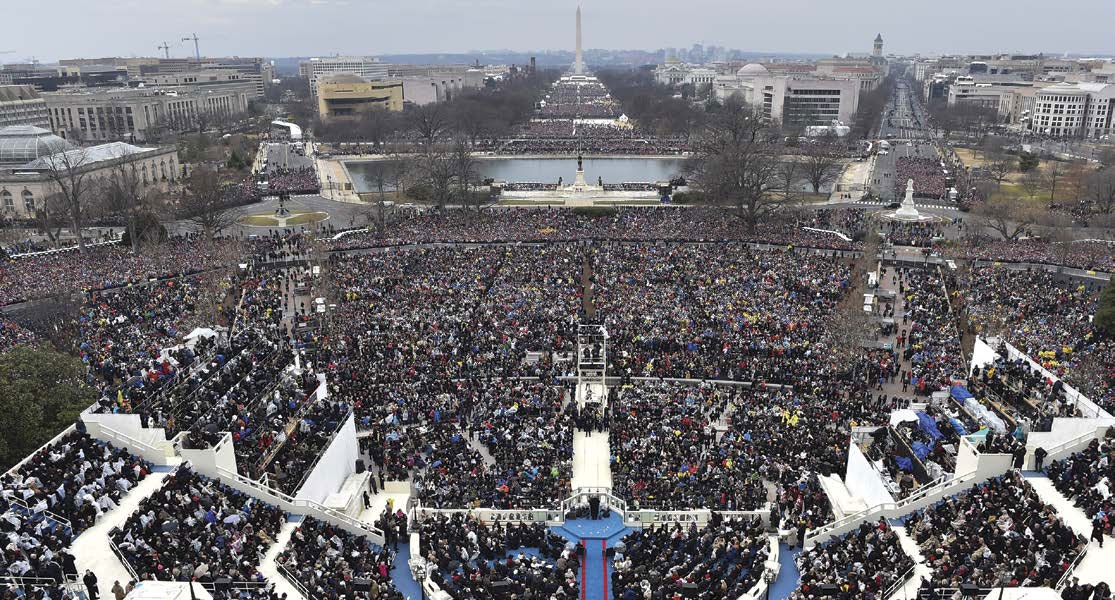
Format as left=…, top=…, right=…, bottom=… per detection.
left=962, top=267, right=1114, bottom=414
left=792, top=518, right=913, bottom=599
left=0, top=237, right=240, bottom=306
left=110, top=462, right=287, bottom=585
left=276, top=515, right=402, bottom=599
left=895, top=157, right=947, bottom=199
left=326, top=207, right=866, bottom=252
left=2, top=431, right=152, bottom=536
left=1046, top=431, right=1115, bottom=544
left=613, top=515, right=769, bottom=600
left=905, top=471, right=1086, bottom=588
left=953, top=238, right=1115, bottom=272
left=418, top=512, right=578, bottom=598
left=261, top=167, right=320, bottom=196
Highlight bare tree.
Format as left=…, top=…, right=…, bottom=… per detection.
left=104, top=148, right=154, bottom=252
left=42, top=147, right=93, bottom=253
left=388, top=154, right=412, bottom=202
left=419, top=150, right=457, bottom=209
left=985, top=153, right=1015, bottom=190
left=1019, top=170, right=1043, bottom=199
left=1044, top=160, right=1065, bottom=201
left=32, top=193, right=70, bottom=246
left=803, top=153, right=841, bottom=194
left=182, top=166, right=238, bottom=239
left=410, top=104, right=448, bottom=152
left=687, top=98, right=780, bottom=230
left=1087, top=167, right=1115, bottom=214
left=774, top=160, right=802, bottom=205
left=450, top=139, right=481, bottom=211
left=973, top=197, right=1038, bottom=240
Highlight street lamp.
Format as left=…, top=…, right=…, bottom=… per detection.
left=763, top=569, right=777, bottom=600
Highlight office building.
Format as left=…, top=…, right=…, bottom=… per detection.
left=316, top=74, right=404, bottom=121
left=0, top=125, right=178, bottom=219
left=715, top=64, right=861, bottom=127
left=0, top=85, right=50, bottom=129
left=1028, top=82, right=1115, bottom=138
left=300, top=57, right=389, bottom=96
left=43, top=86, right=249, bottom=142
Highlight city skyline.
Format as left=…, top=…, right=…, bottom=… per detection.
left=4, top=0, right=1115, bottom=64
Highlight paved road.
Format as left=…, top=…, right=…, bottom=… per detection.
left=869, top=81, right=950, bottom=203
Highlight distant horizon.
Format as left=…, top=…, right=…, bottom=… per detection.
left=7, top=47, right=1114, bottom=67
left=5, top=0, right=1115, bottom=65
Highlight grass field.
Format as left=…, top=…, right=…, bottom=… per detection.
left=238, top=211, right=329, bottom=227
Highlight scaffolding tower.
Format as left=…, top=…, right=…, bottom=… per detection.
left=577, top=323, right=608, bottom=389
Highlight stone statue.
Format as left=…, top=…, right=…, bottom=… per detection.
left=577, top=154, right=583, bottom=171
left=894, top=178, right=921, bottom=220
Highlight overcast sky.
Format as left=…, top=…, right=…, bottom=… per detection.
left=6, top=0, right=1114, bottom=63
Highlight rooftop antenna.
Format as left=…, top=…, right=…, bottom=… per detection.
left=157, top=41, right=171, bottom=59
left=182, top=33, right=200, bottom=61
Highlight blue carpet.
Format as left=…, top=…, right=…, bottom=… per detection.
left=151, top=464, right=176, bottom=473
left=391, top=541, right=424, bottom=600
left=558, top=514, right=627, bottom=539
left=584, top=538, right=607, bottom=600
left=768, top=542, right=801, bottom=600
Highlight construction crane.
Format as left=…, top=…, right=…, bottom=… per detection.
left=157, top=41, right=171, bottom=59
left=182, top=33, right=200, bottom=61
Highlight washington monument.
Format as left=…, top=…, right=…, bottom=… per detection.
left=574, top=1, right=584, bottom=74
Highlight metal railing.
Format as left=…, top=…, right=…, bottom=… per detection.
left=276, top=562, right=312, bottom=599
left=882, top=563, right=918, bottom=600
left=1056, top=543, right=1090, bottom=590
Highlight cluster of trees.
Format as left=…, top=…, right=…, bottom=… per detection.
left=854, top=76, right=897, bottom=139
left=596, top=70, right=705, bottom=140
left=685, top=97, right=843, bottom=229
left=965, top=134, right=1115, bottom=238
left=310, top=70, right=558, bottom=147
left=927, top=100, right=1000, bottom=141
left=0, top=345, right=96, bottom=471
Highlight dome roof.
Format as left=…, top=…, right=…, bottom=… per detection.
left=736, top=63, right=769, bottom=78
left=0, top=125, right=73, bottom=166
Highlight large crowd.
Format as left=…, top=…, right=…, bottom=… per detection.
left=613, top=515, right=769, bottom=600
left=792, top=518, right=912, bottom=599
left=418, top=513, right=578, bottom=598
left=906, top=471, right=1086, bottom=588
left=962, top=267, right=1114, bottom=414
left=276, top=515, right=402, bottom=599
left=1046, top=431, right=1115, bottom=543
left=110, top=462, right=287, bottom=585
left=0, top=237, right=240, bottom=307
left=895, top=157, right=947, bottom=199
left=0, top=185, right=1112, bottom=600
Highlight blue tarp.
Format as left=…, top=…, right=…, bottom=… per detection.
left=951, top=385, right=974, bottom=401
left=948, top=417, right=969, bottom=436
left=911, top=441, right=932, bottom=460
left=916, top=411, right=945, bottom=441
left=895, top=456, right=914, bottom=472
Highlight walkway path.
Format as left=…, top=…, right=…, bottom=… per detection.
left=256, top=518, right=307, bottom=600
left=887, top=525, right=932, bottom=600
left=71, top=464, right=176, bottom=596
left=572, top=430, right=612, bottom=490
left=1023, top=472, right=1115, bottom=587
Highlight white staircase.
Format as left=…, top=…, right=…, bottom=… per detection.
left=257, top=518, right=307, bottom=600
left=887, top=525, right=932, bottom=600
left=572, top=430, right=612, bottom=490
left=1023, top=473, right=1115, bottom=588
left=71, top=463, right=177, bottom=591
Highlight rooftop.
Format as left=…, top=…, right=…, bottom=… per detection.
left=0, top=125, right=73, bottom=166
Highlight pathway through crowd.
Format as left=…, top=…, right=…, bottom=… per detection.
left=553, top=514, right=629, bottom=600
